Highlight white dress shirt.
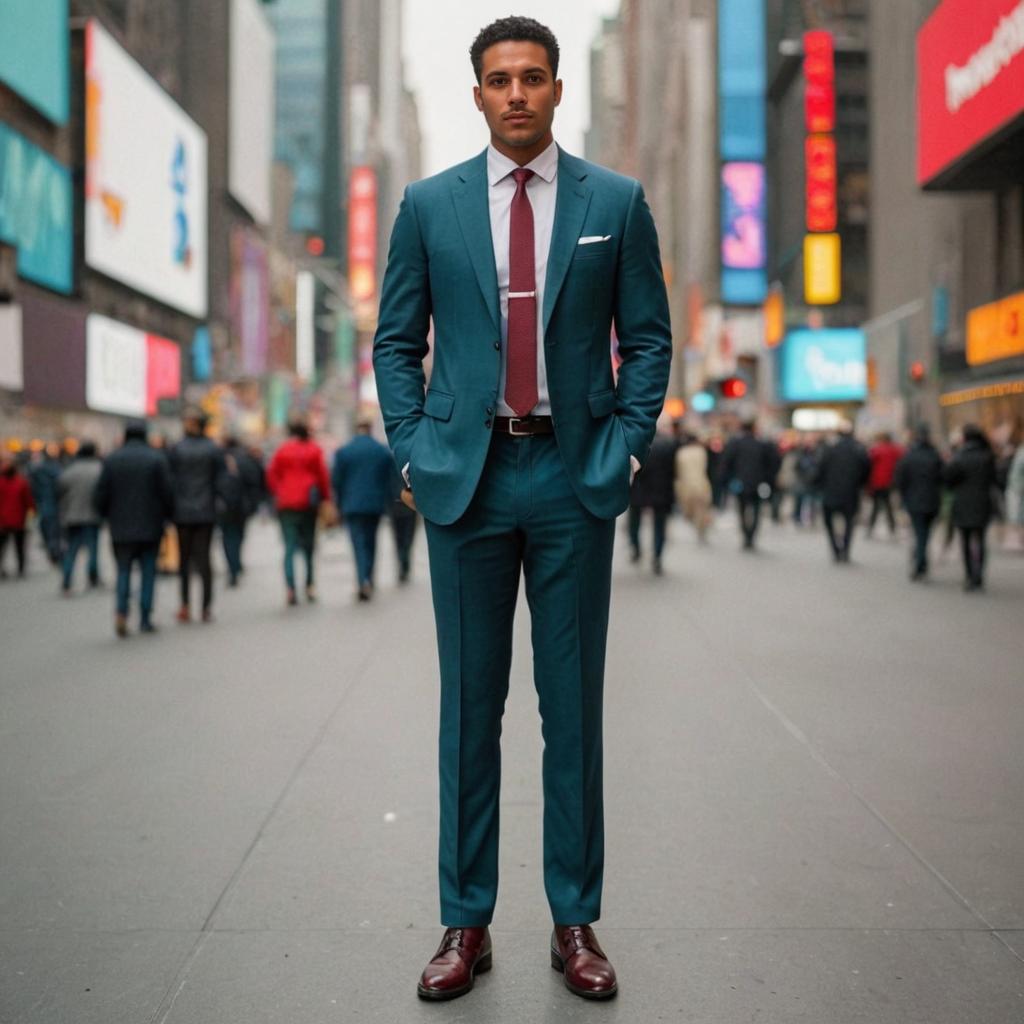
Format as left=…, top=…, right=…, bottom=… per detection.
left=488, top=140, right=558, bottom=417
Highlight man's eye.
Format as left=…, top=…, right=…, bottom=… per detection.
left=489, top=77, right=507, bottom=86
left=526, top=75, right=543, bottom=84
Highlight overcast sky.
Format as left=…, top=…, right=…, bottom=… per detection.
left=402, top=0, right=622, bottom=178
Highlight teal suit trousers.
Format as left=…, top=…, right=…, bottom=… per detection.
left=425, top=432, right=615, bottom=926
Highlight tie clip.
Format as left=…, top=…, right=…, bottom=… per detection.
left=508, top=291, right=536, bottom=299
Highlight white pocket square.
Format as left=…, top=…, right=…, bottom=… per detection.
left=578, top=235, right=612, bottom=245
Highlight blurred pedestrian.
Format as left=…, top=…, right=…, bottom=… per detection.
left=628, top=427, right=677, bottom=573
left=720, top=420, right=772, bottom=550
left=332, top=419, right=395, bottom=600
left=28, top=441, right=63, bottom=565
left=675, top=430, right=713, bottom=543
left=169, top=408, right=226, bottom=623
left=93, top=419, right=174, bottom=636
left=893, top=424, right=944, bottom=580
left=793, top=438, right=821, bottom=526
left=1005, top=442, right=1024, bottom=550
left=388, top=462, right=419, bottom=583
left=706, top=430, right=726, bottom=509
left=0, top=453, right=34, bottom=578
left=944, top=424, right=997, bottom=591
left=815, top=424, right=870, bottom=563
left=218, top=436, right=262, bottom=587
left=266, top=417, right=331, bottom=606
left=866, top=432, right=904, bottom=538
left=58, top=441, right=103, bottom=593
left=773, top=439, right=799, bottom=523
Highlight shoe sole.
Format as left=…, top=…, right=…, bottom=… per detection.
left=416, top=951, right=492, bottom=1001
left=550, top=949, right=618, bottom=1000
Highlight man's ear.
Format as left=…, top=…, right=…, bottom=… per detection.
left=473, top=85, right=484, bottom=112
left=553, top=79, right=563, bottom=107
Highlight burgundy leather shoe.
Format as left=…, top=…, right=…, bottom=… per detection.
left=417, top=927, right=492, bottom=1001
left=551, top=924, right=618, bottom=1000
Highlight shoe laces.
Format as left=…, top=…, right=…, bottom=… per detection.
left=441, top=928, right=465, bottom=952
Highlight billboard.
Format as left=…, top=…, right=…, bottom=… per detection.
left=85, top=20, right=208, bottom=317
left=781, top=328, right=867, bottom=403
left=348, top=166, right=378, bottom=302
left=917, top=0, right=1024, bottom=186
left=0, top=305, right=23, bottom=391
left=717, top=0, right=767, bottom=161
left=966, top=290, right=1024, bottom=365
left=86, top=314, right=180, bottom=416
left=21, top=294, right=87, bottom=409
left=230, top=226, right=270, bottom=375
left=804, top=30, right=835, bottom=134
left=0, top=0, right=69, bottom=124
left=721, top=163, right=766, bottom=270
left=804, top=233, right=842, bottom=305
left=805, top=135, right=837, bottom=232
left=0, top=124, right=73, bottom=294
left=229, top=0, right=275, bottom=224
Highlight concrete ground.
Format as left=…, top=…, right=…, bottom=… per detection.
left=1, top=509, right=1022, bottom=1023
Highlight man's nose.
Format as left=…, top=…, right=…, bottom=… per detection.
left=508, top=78, right=526, bottom=104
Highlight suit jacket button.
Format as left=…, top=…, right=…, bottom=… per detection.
left=486, top=407, right=494, bottom=415
left=485, top=420, right=492, bottom=429
left=493, top=341, right=500, bottom=351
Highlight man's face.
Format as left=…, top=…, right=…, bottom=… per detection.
left=474, top=40, right=561, bottom=162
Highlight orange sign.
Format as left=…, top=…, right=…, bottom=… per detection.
left=348, top=167, right=378, bottom=302
left=967, top=291, right=1024, bottom=365
left=764, top=286, right=785, bottom=347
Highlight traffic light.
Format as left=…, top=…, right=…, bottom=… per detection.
left=720, top=377, right=748, bottom=399
left=909, top=361, right=927, bottom=384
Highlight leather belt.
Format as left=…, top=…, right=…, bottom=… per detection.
left=492, top=416, right=554, bottom=436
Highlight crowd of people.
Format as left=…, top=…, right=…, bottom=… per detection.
left=0, top=408, right=417, bottom=636
left=2, top=411, right=1020, bottom=634
left=628, top=418, right=1024, bottom=592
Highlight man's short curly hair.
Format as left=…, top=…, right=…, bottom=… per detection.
left=470, top=16, right=560, bottom=83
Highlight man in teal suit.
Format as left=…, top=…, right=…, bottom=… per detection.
left=373, top=16, right=671, bottom=1002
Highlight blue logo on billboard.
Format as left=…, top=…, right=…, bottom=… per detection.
left=781, top=329, right=867, bottom=402
left=171, top=137, right=192, bottom=270
left=0, top=124, right=72, bottom=294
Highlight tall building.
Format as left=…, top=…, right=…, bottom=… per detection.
left=868, top=0, right=1024, bottom=442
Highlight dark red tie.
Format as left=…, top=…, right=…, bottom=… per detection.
left=505, top=167, right=538, bottom=417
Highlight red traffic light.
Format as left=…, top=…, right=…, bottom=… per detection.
left=721, top=377, right=748, bottom=399
left=909, top=361, right=926, bottom=383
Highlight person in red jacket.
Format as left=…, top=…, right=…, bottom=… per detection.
left=266, top=417, right=331, bottom=605
left=0, top=454, right=35, bottom=578
left=867, top=432, right=904, bottom=538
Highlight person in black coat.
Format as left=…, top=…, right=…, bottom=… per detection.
left=720, top=421, right=772, bottom=550
left=894, top=424, right=944, bottom=580
left=815, top=425, right=870, bottom=563
left=168, top=409, right=227, bottom=622
left=628, top=427, right=678, bottom=574
left=944, top=424, right=997, bottom=591
left=93, top=419, right=174, bottom=636
left=218, top=436, right=262, bottom=587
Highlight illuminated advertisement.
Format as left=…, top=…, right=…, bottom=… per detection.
left=229, top=0, right=275, bottom=224
left=805, top=135, right=837, bottom=232
left=0, top=0, right=69, bottom=124
left=348, top=166, right=378, bottom=302
left=967, top=290, right=1024, bottom=365
left=718, top=0, right=767, bottom=305
left=230, top=227, right=270, bottom=375
left=918, top=0, right=1024, bottom=186
left=781, top=328, right=867, bottom=403
left=86, top=314, right=180, bottom=416
left=85, top=20, right=208, bottom=317
left=804, top=233, right=842, bottom=305
left=804, top=30, right=835, bottom=134
left=721, top=163, right=766, bottom=271
left=0, top=124, right=73, bottom=294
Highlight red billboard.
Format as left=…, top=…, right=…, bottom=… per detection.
left=145, top=334, right=181, bottom=416
left=805, top=135, right=837, bottom=232
left=348, top=166, right=377, bottom=302
left=804, top=30, right=835, bottom=134
left=917, top=0, right=1024, bottom=186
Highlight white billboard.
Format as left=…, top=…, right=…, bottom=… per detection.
left=0, top=305, right=23, bottom=391
left=86, top=314, right=146, bottom=416
left=85, top=20, right=208, bottom=317
left=230, top=0, right=275, bottom=224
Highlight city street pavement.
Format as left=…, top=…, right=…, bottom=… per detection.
left=2, top=509, right=1023, bottom=1023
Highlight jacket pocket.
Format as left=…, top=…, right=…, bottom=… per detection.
left=422, top=388, right=454, bottom=421
left=588, top=388, right=617, bottom=418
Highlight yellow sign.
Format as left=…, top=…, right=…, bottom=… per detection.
left=764, top=286, right=785, bottom=347
left=803, top=233, right=841, bottom=306
left=967, top=291, right=1024, bottom=365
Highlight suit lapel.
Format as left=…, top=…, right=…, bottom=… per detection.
left=543, top=147, right=593, bottom=332
left=451, top=151, right=500, bottom=336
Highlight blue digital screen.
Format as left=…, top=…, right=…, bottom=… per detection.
left=0, top=0, right=69, bottom=124
left=0, top=124, right=73, bottom=294
left=780, top=329, right=868, bottom=403
left=718, top=0, right=766, bottom=161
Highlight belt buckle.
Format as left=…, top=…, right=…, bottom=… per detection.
left=508, top=417, right=530, bottom=436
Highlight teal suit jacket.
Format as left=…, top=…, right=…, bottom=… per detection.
left=373, top=146, right=672, bottom=526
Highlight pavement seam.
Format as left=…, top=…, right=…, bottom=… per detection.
left=673, top=598, right=1024, bottom=970
left=146, top=615, right=392, bottom=1024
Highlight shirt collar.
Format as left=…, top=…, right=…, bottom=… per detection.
left=487, top=140, right=559, bottom=186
